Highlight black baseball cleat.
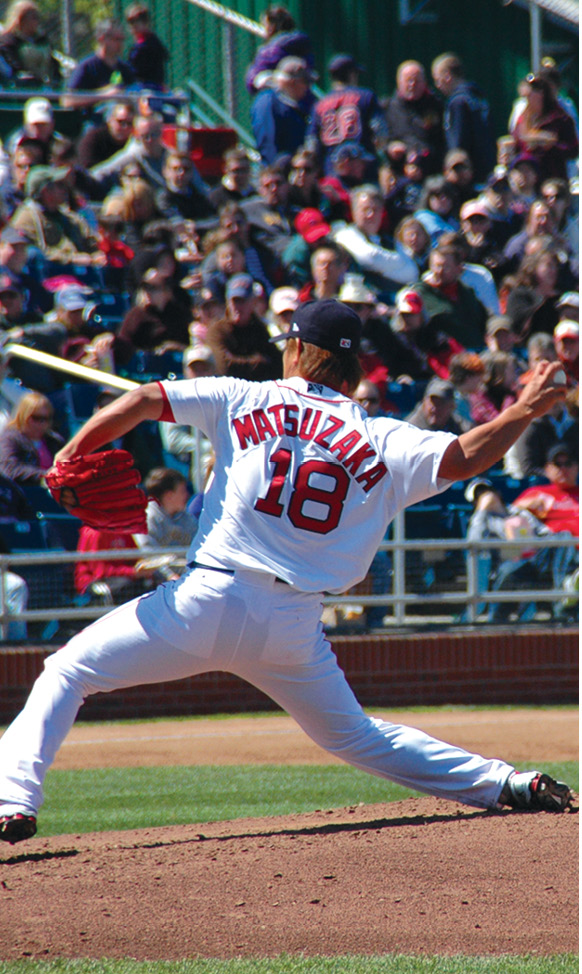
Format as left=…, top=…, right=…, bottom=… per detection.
left=0, top=813, right=37, bottom=844
left=499, top=771, right=575, bottom=812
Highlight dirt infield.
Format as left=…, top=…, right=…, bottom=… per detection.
left=0, top=709, right=578, bottom=960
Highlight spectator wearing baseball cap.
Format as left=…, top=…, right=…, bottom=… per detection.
left=282, top=208, right=333, bottom=288
left=4, top=97, right=67, bottom=167
left=10, top=165, right=100, bottom=266
left=385, top=286, right=460, bottom=384
left=251, top=56, right=317, bottom=166
left=206, top=273, right=282, bottom=381
left=459, top=197, right=502, bottom=269
left=306, top=53, right=387, bottom=178
left=553, top=320, right=579, bottom=387
left=267, top=286, right=299, bottom=338
left=513, top=441, right=579, bottom=538
left=556, top=292, right=579, bottom=322
left=485, top=315, right=515, bottom=354
left=476, top=166, right=523, bottom=250
left=405, top=377, right=463, bottom=435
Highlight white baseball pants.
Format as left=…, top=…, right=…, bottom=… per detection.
left=0, top=565, right=513, bottom=819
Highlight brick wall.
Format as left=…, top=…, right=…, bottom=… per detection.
left=0, top=628, right=577, bottom=724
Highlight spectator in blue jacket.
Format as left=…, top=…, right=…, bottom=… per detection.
left=431, top=53, right=496, bottom=183
left=251, top=57, right=317, bottom=166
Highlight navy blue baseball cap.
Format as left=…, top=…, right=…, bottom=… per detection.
left=270, top=299, right=361, bottom=354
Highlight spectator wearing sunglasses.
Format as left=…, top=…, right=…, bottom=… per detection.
left=0, top=392, right=62, bottom=484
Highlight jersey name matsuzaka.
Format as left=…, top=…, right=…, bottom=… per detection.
left=163, top=375, right=456, bottom=593
left=232, top=404, right=387, bottom=494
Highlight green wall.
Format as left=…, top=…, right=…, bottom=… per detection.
left=114, top=0, right=578, bottom=140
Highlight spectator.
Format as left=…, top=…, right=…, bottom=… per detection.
left=267, top=285, right=299, bottom=337
left=0, top=276, right=41, bottom=333
left=511, top=72, right=578, bottom=182
left=555, top=291, right=579, bottom=324
left=125, top=3, right=169, bottom=89
left=156, top=151, right=217, bottom=227
left=413, top=237, right=487, bottom=348
left=91, top=113, right=172, bottom=193
left=477, top=167, right=523, bottom=249
left=459, top=198, right=503, bottom=273
left=507, top=153, right=540, bottom=211
left=379, top=287, right=462, bottom=383
left=469, top=349, right=518, bottom=426
left=297, top=240, right=346, bottom=302
left=103, top=266, right=192, bottom=369
left=0, top=226, right=48, bottom=315
left=5, top=98, right=66, bottom=165
left=0, top=138, right=43, bottom=220
left=241, top=165, right=294, bottom=266
left=101, top=177, right=161, bottom=251
left=95, top=212, right=135, bottom=269
left=447, top=350, right=485, bottom=430
left=502, top=197, right=555, bottom=270
left=281, top=207, right=332, bottom=287
left=442, top=148, right=476, bottom=205
left=76, top=100, right=135, bottom=170
left=405, top=377, right=463, bottom=435
left=384, top=60, right=445, bottom=173
left=380, top=146, right=430, bottom=226
left=504, top=394, right=575, bottom=481
left=465, top=476, right=576, bottom=623
left=159, top=345, right=216, bottom=491
left=63, top=19, right=135, bottom=113
left=513, top=442, right=579, bottom=537
left=553, top=320, right=578, bottom=388
left=245, top=4, right=314, bottom=94
left=205, top=273, right=282, bottom=380
left=136, top=467, right=197, bottom=581
left=393, top=215, right=431, bottom=273
left=307, top=53, right=387, bottom=176
left=431, top=52, right=496, bottom=182
left=319, top=142, right=374, bottom=222
left=503, top=285, right=544, bottom=348
left=10, top=165, right=100, bottom=265
left=204, top=239, right=247, bottom=299
left=540, top=178, right=579, bottom=270
left=0, top=0, right=59, bottom=85
left=201, top=204, right=274, bottom=298
left=251, top=56, right=317, bottom=166
left=526, top=330, right=557, bottom=368
left=484, top=314, right=515, bottom=354
left=74, top=524, right=153, bottom=606
left=208, top=149, right=255, bottom=210
left=188, top=282, right=225, bottom=347
left=0, top=392, right=62, bottom=483
left=287, top=148, right=326, bottom=217
left=413, top=174, right=459, bottom=247
left=331, top=184, right=418, bottom=299
left=510, top=248, right=563, bottom=337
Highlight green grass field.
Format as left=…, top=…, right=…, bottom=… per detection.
left=38, top=760, right=578, bottom=838
left=0, top=955, right=578, bottom=973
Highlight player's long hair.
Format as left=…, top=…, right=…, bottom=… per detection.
left=293, top=339, right=362, bottom=395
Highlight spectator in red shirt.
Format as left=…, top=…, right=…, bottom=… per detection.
left=514, top=442, right=579, bottom=537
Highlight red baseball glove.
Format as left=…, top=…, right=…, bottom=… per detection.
left=46, top=449, right=148, bottom=533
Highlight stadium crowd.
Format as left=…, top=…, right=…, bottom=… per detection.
left=0, top=1, right=577, bottom=631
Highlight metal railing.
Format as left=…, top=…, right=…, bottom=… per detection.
left=0, top=533, right=577, bottom=638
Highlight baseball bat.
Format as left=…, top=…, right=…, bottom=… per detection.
left=4, top=344, right=140, bottom=392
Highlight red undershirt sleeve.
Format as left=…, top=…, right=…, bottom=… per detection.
left=156, top=381, right=176, bottom=422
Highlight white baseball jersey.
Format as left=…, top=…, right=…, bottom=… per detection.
left=162, top=375, right=456, bottom=593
